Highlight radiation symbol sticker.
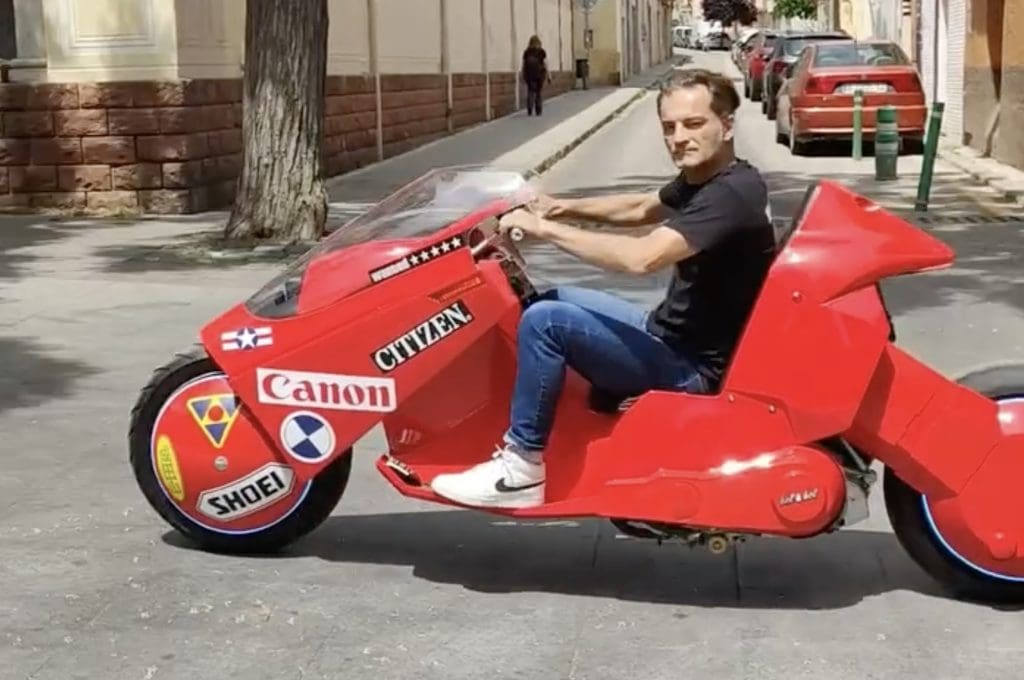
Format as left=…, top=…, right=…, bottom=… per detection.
left=186, top=394, right=240, bottom=449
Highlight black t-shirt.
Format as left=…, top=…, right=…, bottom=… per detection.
left=645, top=159, right=776, bottom=384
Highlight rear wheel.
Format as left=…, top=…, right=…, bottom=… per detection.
left=129, top=345, right=351, bottom=554
left=885, top=364, right=1024, bottom=602
left=788, top=116, right=806, bottom=155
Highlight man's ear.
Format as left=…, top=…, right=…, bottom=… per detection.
left=721, top=114, right=736, bottom=142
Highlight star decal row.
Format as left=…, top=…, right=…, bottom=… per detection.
left=409, top=237, right=462, bottom=265
left=370, top=236, right=465, bottom=283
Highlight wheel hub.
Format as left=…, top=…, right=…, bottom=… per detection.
left=151, top=373, right=311, bottom=535
left=923, top=398, right=1024, bottom=581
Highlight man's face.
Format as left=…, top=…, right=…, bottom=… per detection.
left=659, top=85, right=734, bottom=170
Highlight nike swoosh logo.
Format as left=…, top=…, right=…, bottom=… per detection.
left=494, top=478, right=544, bottom=493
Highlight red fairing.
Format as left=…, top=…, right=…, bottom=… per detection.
left=200, top=230, right=520, bottom=482
left=193, top=178, right=1021, bottom=551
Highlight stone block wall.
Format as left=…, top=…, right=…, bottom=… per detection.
left=0, top=79, right=243, bottom=212
left=1, top=70, right=575, bottom=214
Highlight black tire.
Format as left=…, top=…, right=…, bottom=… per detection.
left=750, top=79, right=762, bottom=102
left=129, top=344, right=351, bottom=554
left=884, top=363, right=1024, bottom=602
left=789, top=118, right=806, bottom=156
left=902, top=135, right=925, bottom=155
left=766, top=94, right=777, bottom=121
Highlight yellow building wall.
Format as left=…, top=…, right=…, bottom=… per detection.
left=30, top=0, right=573, bottom=83
left=486, top=0, right=515, bottom=71
left=377, top=0, right=442, bottom=74
left=575, top=0, right=623, bottom=85
left=328, top=0, right=370, bottom=75
left=174, top=0, right=243, bottom=79
left=448, top=0, right=484, bottom=72
left=42, top=0, right=180, bottom=82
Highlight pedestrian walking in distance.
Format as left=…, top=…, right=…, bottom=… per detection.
left=522, top=35, right=550, bottom=116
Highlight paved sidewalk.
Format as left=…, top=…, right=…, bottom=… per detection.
left=325, top=58, right=684, bottom=222
left=939, top=142, right=1024, bottom=209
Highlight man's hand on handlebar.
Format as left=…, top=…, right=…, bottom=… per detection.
left=499, top=207, right=548, bottom=242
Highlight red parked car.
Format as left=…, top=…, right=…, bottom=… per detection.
left=775, top=40, right=926, bottom=155
left=744, top=31, right=779, bottom=102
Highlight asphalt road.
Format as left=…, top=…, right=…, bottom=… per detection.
left=2, top=49, right=1024, bottom=680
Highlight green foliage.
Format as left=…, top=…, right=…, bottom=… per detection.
left=773, top=0, right=818, bottom=20
left=702, top=0, right=757, bottom=25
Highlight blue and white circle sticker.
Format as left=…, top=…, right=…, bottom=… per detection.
left=279, top=411, right=336, bottom=464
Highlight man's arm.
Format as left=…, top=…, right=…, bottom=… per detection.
left=533, top=220, right=695, bottom=274
left=507, top=181, right=746, bottom=275
left=545, top=192, right=666, bottom=227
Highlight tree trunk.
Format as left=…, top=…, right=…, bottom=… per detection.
left=225, top=0, right=328, bottom=242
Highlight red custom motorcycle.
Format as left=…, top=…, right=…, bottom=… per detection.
left=130, top=167, right=1024, bottom=602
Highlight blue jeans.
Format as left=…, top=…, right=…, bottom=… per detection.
left=504, top=286, right=710, bottom=456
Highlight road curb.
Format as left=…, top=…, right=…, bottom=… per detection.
left=527, top=88, right=651, bottom=179
left=527, top=62, right=682, bottom=179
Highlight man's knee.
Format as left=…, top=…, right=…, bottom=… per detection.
left=518, top=298, right=584, bottom=348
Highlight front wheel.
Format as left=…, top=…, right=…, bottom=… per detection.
left=885, top=364, right=1024, bottom=602
left=129, top=345, right=351, bottom=554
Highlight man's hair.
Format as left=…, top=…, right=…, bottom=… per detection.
left=657, top=68, right=741, bottom=118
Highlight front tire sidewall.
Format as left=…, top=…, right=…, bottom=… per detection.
left=129, top=347, right=351, bottom=554
left=885, top=364, right=1024, bottom=602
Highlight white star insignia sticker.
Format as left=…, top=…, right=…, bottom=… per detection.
left=440, top=241, right=451, bottom=253
left=450, top=237, right=461, bottom=248
left=430, top=245, right=441, bottom=257
left=409, top=254, right=420, bottom=265
left=419, top=249, right=431, bottom=261
left=238, top=328, right=257, bottom=349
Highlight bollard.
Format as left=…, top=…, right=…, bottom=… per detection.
left=852, top=89, right=864, bottom=160
left=874, top=105, right=899, bottom=181
left=915, top=102, right=946, bottom=212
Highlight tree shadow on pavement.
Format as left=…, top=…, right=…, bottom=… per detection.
left=92, top=202, right=376, bottom=274
left=0, top=335, right=99, bottom=414
left=0, top=216, right=92, bottom=282
left=161, top=510, right=996, bottom=611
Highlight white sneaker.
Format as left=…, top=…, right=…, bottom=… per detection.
left=430, top=447, right=545, bottom=508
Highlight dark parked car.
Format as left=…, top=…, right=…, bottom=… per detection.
left=762, top=31, right=849, bottom=119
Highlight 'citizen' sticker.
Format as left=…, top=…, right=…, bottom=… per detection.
left=371, top=300, right=474, bottom=373
left=369, top=236, right=464, bottom=283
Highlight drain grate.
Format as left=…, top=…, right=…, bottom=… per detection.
left=907, top=213, right=1023, bottom=225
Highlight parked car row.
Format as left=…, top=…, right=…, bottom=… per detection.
left=733, top=29, right=928, bottom=155
left=673, top=23, right=732, bottom=51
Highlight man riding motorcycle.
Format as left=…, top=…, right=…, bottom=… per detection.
left=430, top=68, right=778, bottom=509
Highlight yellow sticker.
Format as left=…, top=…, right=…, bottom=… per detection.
left=155, top=435, right=186, bottom=501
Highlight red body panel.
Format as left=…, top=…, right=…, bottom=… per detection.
left=150, top=178, right=1024, bottom=577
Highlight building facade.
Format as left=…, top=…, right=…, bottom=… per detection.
left=909, top=0, right=1024, bottom=171
left=0, top=0, right=582, bottom=213
left=574, top=0, right=674, bottom=87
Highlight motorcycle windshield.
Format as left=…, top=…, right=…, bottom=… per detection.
left=245, top=166, right=530, bottom=318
